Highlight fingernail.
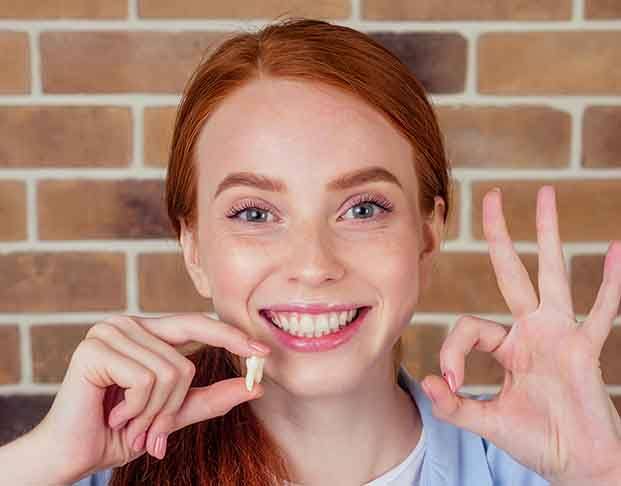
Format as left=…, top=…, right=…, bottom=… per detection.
left=445, top=370, right=457, bottom=393
left=132, top=431, right=147, bottom=452
left=248, top=339, right=270, bottom=354
left=155, top=434, right=167, bottom=460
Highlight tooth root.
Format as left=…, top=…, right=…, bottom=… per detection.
left=255, top=357, right=264, bottom=383
left=245, top=356, right=258, bottom=392
left=245, top=355, right=265, bottom=392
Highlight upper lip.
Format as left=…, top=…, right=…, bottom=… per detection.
left=261, top=303, right=369, bottom=314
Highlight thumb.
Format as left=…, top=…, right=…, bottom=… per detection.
left=422, top=373, right=500, bottom=443
left=172, top=377, right=264, bottom=432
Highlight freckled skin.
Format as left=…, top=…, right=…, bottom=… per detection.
left=179, top=77, right=445, bottom=485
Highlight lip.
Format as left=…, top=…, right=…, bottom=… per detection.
left=260, top=303, right=365, bottom=314
left=259, top=306, right=372, bottom=352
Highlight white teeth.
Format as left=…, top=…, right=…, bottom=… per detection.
left=300, top=314, right=314, bottom=336
left=245, top=355, right=265, bottom=392
left=329, top=312, right=339, bottom=331
left=267, top=308, right=362, bottom=337
left=314, top=314, right=329, bottom=337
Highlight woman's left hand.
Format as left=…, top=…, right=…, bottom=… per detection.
left=421, top=185, right=621, bottom=485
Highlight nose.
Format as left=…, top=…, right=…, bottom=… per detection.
left=285, top=220, right=345, bottom=287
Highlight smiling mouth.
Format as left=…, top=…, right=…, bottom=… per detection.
left=259, top=306, right=370, bottom=338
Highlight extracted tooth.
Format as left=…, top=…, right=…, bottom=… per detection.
left=245, top=355, right=265, bottom=392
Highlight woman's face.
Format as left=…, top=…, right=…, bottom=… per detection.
left=181, top=77, right=444, bottom=397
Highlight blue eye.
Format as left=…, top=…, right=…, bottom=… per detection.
left=226, top=193, right=393, bottom=224
left=342, top=200, right=388, bottom=221
left=226, top=202, right=275, bottom=223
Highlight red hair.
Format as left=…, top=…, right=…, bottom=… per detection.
left=110, top=16, right=452, bottom=486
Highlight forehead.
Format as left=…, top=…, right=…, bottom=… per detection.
left=195, top=78, right=417, bottom=197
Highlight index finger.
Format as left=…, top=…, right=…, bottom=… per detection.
left=129, top=313, right=271, bottom=358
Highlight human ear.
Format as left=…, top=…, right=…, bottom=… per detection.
left=179, top=218, right=212, bottom=298
left=418, top=196, right=446, bottom=292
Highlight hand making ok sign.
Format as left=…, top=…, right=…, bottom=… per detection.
left=421, top=185, right=621, bottom=485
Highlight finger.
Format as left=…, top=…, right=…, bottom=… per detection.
left=422, top=373, right=501, bottom=443
left=483, top=188, right=539, bottom=319
left=85, top=323, right=178, bottom=452
left=172, top=377, right=264, bottom=432
left=536, top=185, right=574, bottom=314
left=584, top=241, right=621, bottom=352
left=102, top=316, right=199, bottom=458
left=440, top=315, right=510, bottom=391
left=132, top=313, right=271, bottom=358
left=75, top=338, right=155, bottom=430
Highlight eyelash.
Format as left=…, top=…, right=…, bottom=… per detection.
left=225, top=192, right=394, bottom=224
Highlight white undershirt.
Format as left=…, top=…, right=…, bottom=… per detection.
left=364, top=425, right=426, bottom=485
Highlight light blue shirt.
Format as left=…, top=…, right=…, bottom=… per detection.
left=74, top=364, right=549, bottom=485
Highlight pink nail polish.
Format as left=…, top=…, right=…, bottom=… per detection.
left=132, top=431, right=146, bottom=452
left=446, top=370, right=457, bottom=393
left=156, top=434, right=167, bottom=459
left=248, top=339, right=270, bottom=354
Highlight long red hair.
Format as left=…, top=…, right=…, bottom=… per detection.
left=109, top=16, right=452, bottom=486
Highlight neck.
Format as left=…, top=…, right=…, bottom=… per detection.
left=249, top=361, right=422, bottom=486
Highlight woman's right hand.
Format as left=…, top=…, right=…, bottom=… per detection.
left=33, top=313, right=271, bottom=484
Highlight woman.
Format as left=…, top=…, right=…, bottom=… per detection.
left=1, top=17, right=620, bottom=486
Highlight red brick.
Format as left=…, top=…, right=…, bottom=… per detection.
left=0, top=253, right=125, bottom=312
left=139, top=0, right=349, bottom=18
left=38, top=179, right=172, bottom=240
left=472, top=181, right=621, bottom=242
left=144, top=106, right=176, bottom=167
left=437, top=106, right=570, bottom=168
left=0, top=32, right=29, bottom=94
left=479, top=32, right=621, bottom=95
left=612, top=396, right=621, bottom=417
left=363, top=0, right=570, bottom=20
left=138, top=253, right=213, bottom=313
left=601, top=327, right=621, bottom=385
left=571, top=254, right=621, bottom=317
left=31, top=324, right=90, bottom=383
left=0, top=181, right=26, bottom=241
left=583, top=106, right=621, bottom=169
left=0, top=326, right=20, bottom=384
left=417, top=252, right=539, bottom=314
left=585, top=0, right=621, bottom=18
left=0, top=106, right=131, bottom=168
left=41, top=31, right=223, bottom=93
left=402, top=323, right=448, bottom=381
left=369, top=32, right=466, bottom=94
left=0, top=0, right=127, bottom=18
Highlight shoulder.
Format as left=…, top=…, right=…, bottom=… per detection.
left=72, top=468, right=112, bottom=486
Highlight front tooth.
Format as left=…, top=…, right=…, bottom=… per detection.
left=314, top=314, right=329, bottom=337
left=329, top=312, right=339, bottom=331
left=289, top=313, right=299, bottom=334
left=299, top=314, right=314, bottom=336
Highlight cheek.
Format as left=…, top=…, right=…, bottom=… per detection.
left=204, top=235, right=272, bottom=320
left=369, top=230, right=422, bottom=330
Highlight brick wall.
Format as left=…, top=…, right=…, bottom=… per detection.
left=1, top=0, right=620, bottom=445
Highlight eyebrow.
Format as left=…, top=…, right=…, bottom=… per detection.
left=213, top=166, right=403, bottom=199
